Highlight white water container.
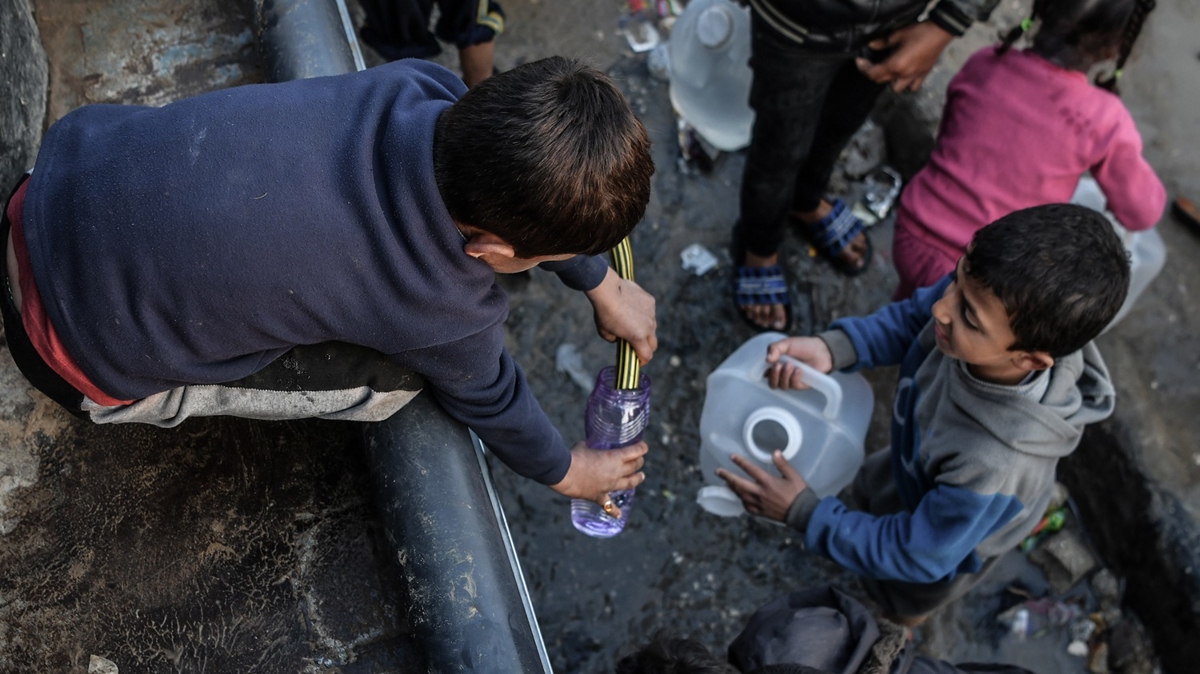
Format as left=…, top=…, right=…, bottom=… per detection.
left=667, top=0, right=754, bottom=152
left=696, top=332, right=873, bottom=517
left=1069, top=176, right=1167, bottom=331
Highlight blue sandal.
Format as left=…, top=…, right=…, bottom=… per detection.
left=799, top=198, right=873, bottom=277
left=733, top=264, right=793, bottom=332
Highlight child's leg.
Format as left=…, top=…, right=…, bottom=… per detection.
left=359, top=0, right=442, bottom=61
left=786, top=58, right=886, bottom=273
left=734, top=18, right=850, bottom=329
left=737, top=51, right=847, bottom=262
left=790, top=60, right=887, bottom=216
left=84, top=342, right=426, bottom=426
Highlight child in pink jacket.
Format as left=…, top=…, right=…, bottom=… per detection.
left=892, top=0, right=1164, bottom=299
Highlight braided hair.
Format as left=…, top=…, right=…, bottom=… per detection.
left=997, top=0, right=1156, bottom=93
left=1097, top=0, right=1155, bottom=91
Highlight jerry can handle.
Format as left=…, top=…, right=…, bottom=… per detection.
left=774, top=354, right=842, bottom=420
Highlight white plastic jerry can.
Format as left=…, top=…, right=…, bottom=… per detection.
left=667, top=0, right=754, bottom=152
left=696, top=332, right=874, bottom=517
left=1069, top=176, right=1167, bottom=332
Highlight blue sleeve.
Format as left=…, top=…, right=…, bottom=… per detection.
left=539, top=255, right=608, bottom=291
left=804, top=484, right=1025, bottom=583
left=832, top=275, right=952, bottom=370
left=392, top=326, right=571, bottom=485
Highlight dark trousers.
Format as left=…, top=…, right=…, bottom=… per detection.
left=359, top=0, right=495, bottom=59
left=737, top=13, right=885, bottom=258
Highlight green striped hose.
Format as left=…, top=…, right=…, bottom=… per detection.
left=609, top=236, right=641, bottom=390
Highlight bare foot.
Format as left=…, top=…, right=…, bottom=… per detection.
left=739, top=250, right=788, bottom=331
left=792, top=201, right=870, bottom=272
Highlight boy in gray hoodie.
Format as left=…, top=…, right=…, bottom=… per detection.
left=717, top=204, right=1127, bottom=623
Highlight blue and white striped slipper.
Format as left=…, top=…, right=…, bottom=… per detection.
left=802, top=198, right=873, bottom=276
left=733, top=264, right=793, bottom=332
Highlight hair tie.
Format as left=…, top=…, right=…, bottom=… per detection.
left=1020, top=17, right=1033, bottom=32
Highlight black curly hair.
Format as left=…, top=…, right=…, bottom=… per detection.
left=997, top=0, right=1155, bottom=93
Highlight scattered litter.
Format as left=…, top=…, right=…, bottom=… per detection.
left=840, top=119, right=886, bottom=179
left=851, top=202, right=880, bottom=227
left=997, top=596, right=1084, bottom=641
left=648, top=42, right=671, bottom=81
left=1030, top=528, right=1099, bottom=594
left=555, top=344, right=594, bottom=392
left=659, top=0, right=685, bottom=17
left=1090, top=568, right=1121, bottom=607
left=620, top=2, right=662, bottom=53
left=89, top=656, right=119, bottom=674
left=861, top=165, right=902, bottom=221
left=1006, top=606, right=1031, bottom=640
left=1020, top=504, right=1068, bottom=552
left=1069, top=615, right=1098, bottom=656
left=680, top=243, right=719, bottom=275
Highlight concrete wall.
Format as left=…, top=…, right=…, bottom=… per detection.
left=0, top=0, right=48, bottom=191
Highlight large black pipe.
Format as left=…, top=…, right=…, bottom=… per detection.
left=366, top=393, right=552, bottom=673
left=253, top=0, right=364, bottom=80
left=249, top=2, right=552, bottom=671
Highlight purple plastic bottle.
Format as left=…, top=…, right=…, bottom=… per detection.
left=570, top=366, right=651, bottom=538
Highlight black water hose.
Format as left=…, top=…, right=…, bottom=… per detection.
left=249, top=2, right=552, bottom=671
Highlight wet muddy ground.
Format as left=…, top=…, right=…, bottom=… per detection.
left=0, top=0, right=1186, bottom=672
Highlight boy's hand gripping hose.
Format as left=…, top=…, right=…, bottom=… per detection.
left=609, top=237, right=641, bottom=390
left=570, top=236, right=652, bottom=537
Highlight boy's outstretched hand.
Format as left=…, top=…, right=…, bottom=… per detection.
left=550, top=440, right=648, bottom=517
left=717, top=451, right=808, bottom=521
left=765, top=337, right=834, bottom=390
left=855, top=21, right=954, bottom=93
left=585, top=267, right=658, bottom=365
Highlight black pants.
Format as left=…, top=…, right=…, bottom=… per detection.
left=359, top=0, right=498, bottom=60
left=736, top=13, right=885, bottom=259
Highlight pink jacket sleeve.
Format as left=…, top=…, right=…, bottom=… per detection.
left=1091, top=110, right=1166, bottom=232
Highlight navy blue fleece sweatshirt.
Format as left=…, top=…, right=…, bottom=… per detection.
left=21, top=59, right=605, bottom=484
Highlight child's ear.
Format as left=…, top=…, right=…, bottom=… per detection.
left=1014, top=350, right=1055, bottom=373
left=462, top=231, right=516, bottom=261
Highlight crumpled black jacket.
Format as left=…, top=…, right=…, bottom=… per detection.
left=727, top=586, right=1037, bottom=674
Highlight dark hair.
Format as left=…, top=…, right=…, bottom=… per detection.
left=998, top=0, right=1155, bottom=92
left=616, top=633, right=738, bottom=674
left=964, top=204, right=1130, bottom=358
left=434, top=56, right=654, bottom=258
